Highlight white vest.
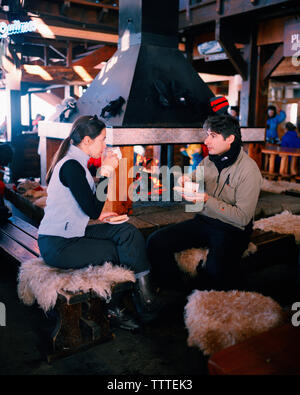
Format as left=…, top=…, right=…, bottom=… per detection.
left=38, top=144, right=95, bottom=238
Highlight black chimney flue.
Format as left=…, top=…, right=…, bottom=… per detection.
left=118, top=0, right=178, bottom=49
left=73, top=0, right=214, bottom=128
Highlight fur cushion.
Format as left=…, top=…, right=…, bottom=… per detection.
left=175, top=242, right=257, bottom=277
left=261, top=178, right=300, bottom=194
left=184, top=290, right=287, bottom=356
left=253, top=210, right=300, bottom=244
left=17, top=258, right=135, bottom=312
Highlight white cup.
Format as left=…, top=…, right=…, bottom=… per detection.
left=184, top=181, right=199, bottom=194
left=104, top=146, right=122, bottom=160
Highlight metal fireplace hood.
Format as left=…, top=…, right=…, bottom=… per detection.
left=71, top=0, right=214, bottom=135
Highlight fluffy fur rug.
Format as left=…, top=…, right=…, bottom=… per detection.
left=184, top=290, right=286, bottom=356
left=17, top=258, right=135, bottom=312
left=261, top=178, right=300, bottom=194
left=253, top=210, right=300, bottom=244
left=175, top=242, right=257, bottom=277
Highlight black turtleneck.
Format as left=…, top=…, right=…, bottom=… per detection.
left=209, top=141, right=241, bottom=174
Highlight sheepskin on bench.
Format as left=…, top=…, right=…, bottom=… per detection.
left=17, top=258, right=135, bottom=312
left=261, top=178, right=300, bottom=194
left=253, top=210, right=300, bottom=244
left=184, top=290, right=287, bottom=356
left=175, top=210, right=300, bottom=276
left=175, top=243, right=257, bottom=277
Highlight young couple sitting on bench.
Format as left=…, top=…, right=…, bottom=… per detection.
left=37, top=114, right=262, bottom=330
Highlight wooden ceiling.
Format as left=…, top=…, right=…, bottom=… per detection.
left=1, top=0, right=119, bottom=69
left=1, top=0, right=299, bottom=88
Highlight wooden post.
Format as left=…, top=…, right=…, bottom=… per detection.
left=240, top=29, right=267, bottom=168
left=240, top=29, right=258, bottom=127
left=67, top=41, right=72, bottom=67
left=103, top=146, right=134, bottom=215
left=255, top=45, right=270, bottom=128
left=6, top=70, right=23, bottom=182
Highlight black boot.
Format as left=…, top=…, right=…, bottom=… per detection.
left=132, top=273, right=162, bottom=324
left=105, top=289, right=140, bottom=332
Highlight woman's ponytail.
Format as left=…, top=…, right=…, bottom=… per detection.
left=46, top=136, right=71, bottom=184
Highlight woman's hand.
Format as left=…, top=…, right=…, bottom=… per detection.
left=99, top=211, right=119, bottom=221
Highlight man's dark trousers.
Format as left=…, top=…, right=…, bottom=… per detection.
left=146, top=214, right=251, bottom=291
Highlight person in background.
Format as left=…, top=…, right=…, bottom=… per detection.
left=229, top=105, right=239, bottom=120
left=38, top=115, right=160, bottom=330
left=281, top=122, right=300, bottom=149
left=266, top=105, right=286, bottom=144
left=180, top=144, right=208, bottom=173
left=32, top=114, right=45, bottom=132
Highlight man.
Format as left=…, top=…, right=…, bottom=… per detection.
left=146, top=114, right=262, bottom=291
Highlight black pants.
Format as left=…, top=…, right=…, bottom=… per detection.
left=38, top=222, right=150, bottom=274
left=146, top=215, right=251, bottom=291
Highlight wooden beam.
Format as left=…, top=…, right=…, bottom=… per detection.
left=271, top=56, right=300, bottom=77
left=105, top=128, right=265, bottom=146
left=38, top=122, right=265, bottom=144
left=21, top=64, right=99, bottom=85
left=64, top=0, right=119, bottom=10
left=34, top=92, right=63, bottom=107
left=179, top=0, right=295, bottom=30
left=72, top=45, right=116, bottom=68
left=32, top=17, right=118, bottom=44
left=215, top=20, right=248, bottom=80
left=257, top=17, right=288, bottom=46
left=262, top=43, right=284, bottom=80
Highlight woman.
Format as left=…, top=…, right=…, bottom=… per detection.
left=38, top=115, right=159, bottom=328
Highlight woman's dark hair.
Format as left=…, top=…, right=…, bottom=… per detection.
left=46, top=115, right=105, bottom=184
left=285, top=122, right=296, bottom=131
left=203, top=114, right=242, bottom=146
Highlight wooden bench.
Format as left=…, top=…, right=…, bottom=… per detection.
left=0, top=216, right=115, bottom=362
left=208, top=323, right=300, bottom=375
left=242, top=228, right=298, bottom=274
left=0, top=216, right=40, bottom=262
